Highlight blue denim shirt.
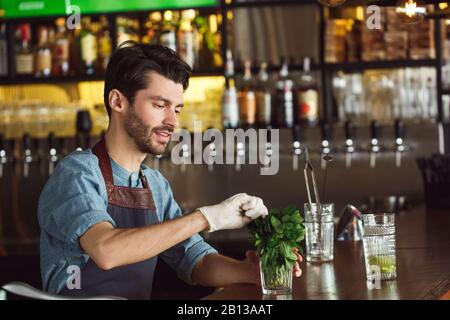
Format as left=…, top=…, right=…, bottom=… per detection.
left=38, top=149, right=217, bottom=294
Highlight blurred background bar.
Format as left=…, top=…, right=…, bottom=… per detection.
left=0, top=0, right=450, bottom=299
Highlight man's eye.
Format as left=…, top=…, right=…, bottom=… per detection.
left=175, top=109, right=181, bottom=114
left=155, top=104, right=165, bottom=109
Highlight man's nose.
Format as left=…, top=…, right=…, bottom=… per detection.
left=163, top=108, right=179, bottom=128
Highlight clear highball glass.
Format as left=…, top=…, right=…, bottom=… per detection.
left=304, top=203, right=334, bottom=262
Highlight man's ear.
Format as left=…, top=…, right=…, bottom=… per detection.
left=109, top=89, right=128, bottom=114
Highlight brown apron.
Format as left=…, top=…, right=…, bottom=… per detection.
left=60, top=137, right=158, bottom=299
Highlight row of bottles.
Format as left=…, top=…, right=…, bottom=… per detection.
left=13, top=17, right=110, bottom=77
left=9, top=9, right=221, bottom=79
left=222, top=51, right=320, bottom=129
left=222, top=58, right=439, bottom=129
left=118, top=10, right=222, bottom=69
left=332, top=67, right=438, bottom=123
left=79, top=16, right=112, bottom=76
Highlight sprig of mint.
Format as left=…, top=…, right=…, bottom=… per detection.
left=248, top=205, right=305, bottom=270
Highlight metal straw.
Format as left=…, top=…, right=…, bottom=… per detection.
left=304, top=148, right=321, bottom=206
left=304, top=148, right=323, bottom=259
left=322, top=155, right=333, bottom=201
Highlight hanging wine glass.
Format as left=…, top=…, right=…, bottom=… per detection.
left=395, top=0, right=427, bottom=24
left=317, top=0, right=346, bottom=7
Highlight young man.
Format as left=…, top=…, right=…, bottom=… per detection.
left=38, top=41, right=302, bottom=299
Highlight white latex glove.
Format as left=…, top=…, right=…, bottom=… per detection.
left=198, top=193, right=268, bottom=232
left=241, top=196, right=268, bottom=219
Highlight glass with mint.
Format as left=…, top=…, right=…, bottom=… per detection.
left=248, top=205, right=305, bottom=295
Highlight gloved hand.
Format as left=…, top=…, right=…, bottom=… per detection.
left=198, top=193, right=268, bottom=232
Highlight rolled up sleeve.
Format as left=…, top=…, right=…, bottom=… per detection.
left=155, top=173, right=217, bottom=284
left=38, top=153, right=115, bottom=250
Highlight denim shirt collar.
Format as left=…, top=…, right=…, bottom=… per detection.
left=109, top=156, right=143, bottom=187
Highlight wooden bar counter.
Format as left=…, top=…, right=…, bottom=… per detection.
left=205, top=206, right=450, bottom=300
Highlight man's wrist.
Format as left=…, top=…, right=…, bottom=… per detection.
left=238, top=261, right=261, bottom=285
left=192, top=210, right=211, bottom=232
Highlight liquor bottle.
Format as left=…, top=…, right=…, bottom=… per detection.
left=116, top=16, right=128, bottom=46
left=222, top=50, right=239, bottom=128
left=130, top=19, right=140, bottom=43
left=15, top=24, right=34, bottom=76
left=0, top=24, right=8, bottom=76
left=208, top=14, right=222, bottom=68
left=279, top=57, right=289, bottom=81
left=160, top=11, right=177, bottom=52
left=80, top=17, right=97, bottom=75
left=192, top=16, right=204, bottom=69
left=255, top=62, right=272, bottom=128
left=52, top=18, right=70, bottom=76
left=69, top=26, right=79, bottom=76
left=35, top=26, right=52, bottom=77
left=225, top=49, right=234, bottom=79
left=297, top=57, right=319, bottom=127
left=48, top=24, right=56, bottom=69
left=238, top=60, right=256, bottom=128
left=143, top=12, right=162, bottom=44
left=116, top=16, right=140, bottom=46
left=97, top=16, right=112, bottom=73
left=48, top=26, right=56, bottom=47
left=273, top=57, right=294, bottom=128
left=192, top=14, right=201, bottom=69
left=177, top=10, right=196, bottom=68
left=192, top=15, right=213, bottom=70
left=223, top=78, right=240, bottom=129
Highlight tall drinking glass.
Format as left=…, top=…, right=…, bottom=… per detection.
left=304, top=203, right=334, bottom=262
left=362, top=213, right=397, bottom=281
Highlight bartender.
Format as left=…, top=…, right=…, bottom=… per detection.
left=38, top=41, right=302, bottom=299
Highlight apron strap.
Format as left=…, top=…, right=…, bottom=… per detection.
left=91, top=137, right=156, bottom=209
left=92, top=137, right=115, bottom=194
left=139, top=169, right=149, bottom=189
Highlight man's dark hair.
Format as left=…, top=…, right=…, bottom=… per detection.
left=104, top=41, right=192, bottom=118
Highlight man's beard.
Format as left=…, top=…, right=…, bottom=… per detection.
left=124, top=107, right=173, bottom=155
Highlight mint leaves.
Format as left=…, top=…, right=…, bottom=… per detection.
left=248, top=205, right=305, bottom=270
